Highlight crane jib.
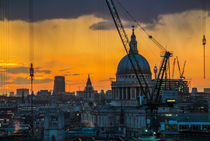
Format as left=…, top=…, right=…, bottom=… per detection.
left=107, top=0, right=115, bottom=12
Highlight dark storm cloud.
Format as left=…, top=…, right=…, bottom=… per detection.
left=0, top=72, right=52, bottom=86
left=0, top=66, right=51, bottom=74
left=0, top=0, right=209, bottom=24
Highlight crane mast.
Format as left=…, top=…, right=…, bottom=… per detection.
left=172, top=58, right=176, bottom=79
left=176, top=56, right=186, bottom=80
left=106, top=0, right=172, bottom=134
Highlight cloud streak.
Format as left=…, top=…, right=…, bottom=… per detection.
left=0, top=66, right=51, bottom=74
left=89, top=20, right=132, bottom=30
left=89, top=21, right=115, bottom=30
left=6, top=77, right=52, bottom=85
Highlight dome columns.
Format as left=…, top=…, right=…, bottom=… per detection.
left=112, top=86, right=141, bottom=101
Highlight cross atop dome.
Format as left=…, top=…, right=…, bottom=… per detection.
left=129, top=26, right=138, bottom=54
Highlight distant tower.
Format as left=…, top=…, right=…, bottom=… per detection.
left=85, top=74, right=94, bottom=92
left=154, top=65, right=158, bottom=79
left=84, top=75, right=97, bottom=101
left=53, top=76, right=65, bottom=95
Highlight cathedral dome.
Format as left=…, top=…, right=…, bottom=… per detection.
left=117, top=54, right=151, bottom=75
left=116, top=27, right=151, bottom=76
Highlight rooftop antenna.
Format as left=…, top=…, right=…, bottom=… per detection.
left=154, top=65, right=158, bottom=79
left=30, top=63, right=34, bottom=95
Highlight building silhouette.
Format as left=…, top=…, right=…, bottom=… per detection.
left=16, top=88, right=29, bottom=97
left=53, top=76, right=65, bottom=95
left=77, top=75, right=98, bottom=102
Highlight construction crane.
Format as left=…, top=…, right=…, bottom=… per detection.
left=176, top=56, right=186, bottom=80
left=115, top=0, right=168, bottom=53
left=106, top=0, right=172, bottom=135
left=181, top=61, right=186, bottom=80
left=106, top=0, right=150, bottom=99
left=172, top=58, right=176, bottom=79
left=148, top=35, right=166, bottom=51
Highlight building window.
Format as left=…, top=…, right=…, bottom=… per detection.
left=132, top=88, right=135, bottom=99
left=136, top=87, right=139, bottom=98
left=128, top=88, right=130, bottom=100
left=120, top=88, right=122, bottom=99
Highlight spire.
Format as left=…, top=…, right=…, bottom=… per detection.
left=85, top=74, right=93, bottom=91
left=86, top=74, right=92, bottom=86
left=129, top=26, right=138, bottom=54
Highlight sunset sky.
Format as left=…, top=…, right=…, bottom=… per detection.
left=0, top=0, right=210, bottom=94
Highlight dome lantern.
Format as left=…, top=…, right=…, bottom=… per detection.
left=129, top=26, right=138, bottom=54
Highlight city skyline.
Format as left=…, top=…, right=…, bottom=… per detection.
left=1, top=1, right=210, bottom=140
left=0, top=0, right=210, bottom=94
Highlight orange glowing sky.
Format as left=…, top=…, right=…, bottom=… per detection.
left=0, top=9, right=210, bottom=94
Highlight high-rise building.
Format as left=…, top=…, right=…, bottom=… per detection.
left=16, top=88, right=29, bottom=97
left=204, top=88, right=210, bottom=94
left=53, top=76, right=65, bottom=95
